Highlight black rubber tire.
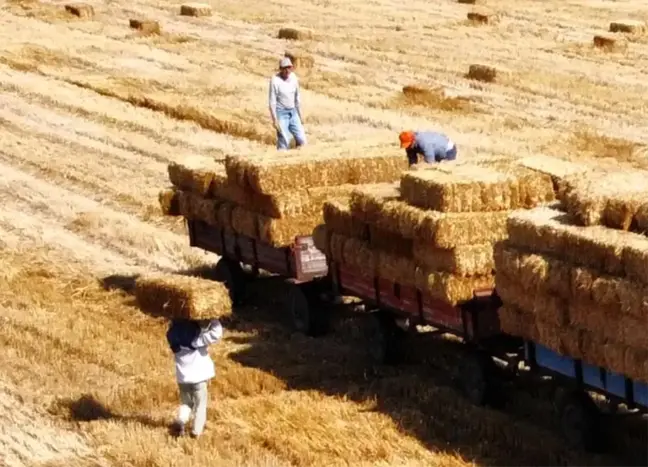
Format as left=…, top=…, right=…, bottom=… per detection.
left=458, top=351, right=503, bottom=408
left=214, top=257, right=247, bottom=305
left=284, top=282, right=329, bottom=337
left=556, top=390, right=603, bottom=453
left=366, top=311, right=405, bottom=365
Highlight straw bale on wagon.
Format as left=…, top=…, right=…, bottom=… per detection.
left=323, top=200, right=368, bottom=239
left=135, top=273, right=232, bottom=320
left=558, top=169, right=648, bottom=231
left=230, top=206, right=323, bottom=246
left=158, top=187, right=182, bottom=216
left=514, top=155, right=592, bottom=197
left=369, top=225, right=413, bottom=257
left=377, top=251, right=416, bottom=286
left=414, top=269, right=495, bottom=304
left=349, top=183, right=401, bottom=224
left=225, top=146, right=408, bottom=193
left=414, top=242, right=494, bottom=276
left=400, top=163, right=554, bottom=212
left=168, top=156, right=225, bottom=196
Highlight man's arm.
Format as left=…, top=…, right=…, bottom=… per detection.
left=268, top=78, right=278, bottom=124
left=406, top=147, right=418, bottom=166
left=294, top=79, right=303, bottom=121
left=191, top=320, right=223, bottom=348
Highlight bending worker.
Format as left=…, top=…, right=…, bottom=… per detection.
left=268, top=56, right=307, bottom=150
left=399, top=130, right=457, bottom=166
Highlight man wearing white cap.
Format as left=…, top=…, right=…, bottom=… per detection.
left=268, top=56, right=307, bottom=150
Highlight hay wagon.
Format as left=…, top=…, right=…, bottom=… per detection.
left=517, top=340, right=648, bottom=452
left=328, top=259, right=522, bottom=407
left=187, top=218, right=332, bottom=336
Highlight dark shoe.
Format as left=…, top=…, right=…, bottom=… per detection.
left=169, top=421, right=185, bottom=437
left=190, top=432, right=200, bottom=439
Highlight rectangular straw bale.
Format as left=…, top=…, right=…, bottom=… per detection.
left=215, top=183, right=354, bottom=219
left=635, top=203, right=648, bottom=233
left=580, top=332, right=608, bottom=369
left=159, top=187, right=182, bottom=216
left=168, top=156, right=225, bottom=196
left=178, top=192, right=219, bottom=225
left=623, top=238, right=648, bottom=286
left=497, top=305, right=539, bottom=341
left=216, top=201, right=234, bottom=231
left=349, top=183, right=400, bottom=224
left=415, top=269, right=495, bottom=305
left=535, top=320, right=583, bottom=358
left=135, top=273, right=232, bottom=320
left=568, top=298, right=618, bottom=341
left=495, top=272, right=568, bottom=327
left=399, top=163, right=554, bottom=212
left=377, top=201, right=509, bottom=248
left=343, top=237, right=377, bottom=277
left=323, top=199, right=368, bottom=239
left=603, top=340, right=628, bottom=378
left=312, top=224, right=329, bottom=256
left=377, top=252, right=416, bottom=286
left=369, top=226, right=413, bottom=257
left=413, top=241, right=494, bottom=276
left=258, top=213, right=323, bottom=247
left=506, top=207, right=648, bottom=279
left=495, top=243, right=571, bottom=298
left=624, top=347, right=648, bottom=383
left=330, top=232, right=347, bottom=263
left=241, top=147, right=408, bottom=193
left=515, top=155, right=592, bottom=196
left=231, top=206, right=258, bottom=239
left=558, top=169, right=648, bottom=230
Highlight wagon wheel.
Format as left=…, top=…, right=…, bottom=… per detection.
left=214, top=257, right=247, bottom=306
left=284, top=282, right=329, bottom=337
left=556, top=389, right=603, bottom=452
left=366, top=311, right=405, bottom=366
left=458, top=350, right=503, bottom=408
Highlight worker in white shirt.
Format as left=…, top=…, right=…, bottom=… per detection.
left=166, top=318, right=223, bottom=438
left=268, top=56, right=307, bottom=150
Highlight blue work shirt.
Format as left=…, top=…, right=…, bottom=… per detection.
left=406, top=131, right=456, bottom=165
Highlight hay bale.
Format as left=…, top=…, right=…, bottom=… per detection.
left=284, top=51, right=314, bottom=70
left=593, top=35, right=617, bottom=49
left=343, top=237, right=377, bottom=277
left=515, top=155, right=592, bottom=196
left=216, top=201, right=234, bottom=231
left=258, top=213, right=322, bottom=247
left=414, top=242, right=494, bottom=276
left=369, top=225, right=413, bottom=257
left=496, top=271, right=569, bottom=327
left=323, top=199, right=368, bottom=239
left=278, top=27, right=312, bottom=40
left=609, top=20, right=646, bottom=34
left=625, top=347, right=648, bottom=383
left=231, top=206, right=258, bottom=239
left=64, top=3, right=94, bottom=18
left=467, top=64, right=497, bottom=83
left=379, top=201, right=510, bottom=248
left=179, top=192, right=219, bottom=225
left=129, top=19, right=161, bottom=34
left=467, top=12, right=490, bottom=24
left=168, top=156, right=225, bottom=196
left=535, top=320, right=583, bottom=358
left=635, top=203, right=648, bottom=233
left=349, top=183, right=400, bottom=223
left=230, top=148, right=408, bottom=193
left=415, top=269, right=495, bottom=305
left=377, top=252, right=417, bottom=286
left=558, top=169, right=648, bottom=230
left=458, top=0, right=477, bottom=4
left=498, top=305, right=539, bottom=341
left=135, top=273, right=231, bottom=320
left=329, top=232, right=347, bottom=264
left=312, top=224, right=329, bottom=255
left=506, top=207, right=648, bottom=281
left=159, top=187, right=182, bottom=216
left=400, top=163, right=554, bottom=212
left=180, top=2, right=212, bottom=16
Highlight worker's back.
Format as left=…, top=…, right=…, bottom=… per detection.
left=413, top=131, right=452, bottom=162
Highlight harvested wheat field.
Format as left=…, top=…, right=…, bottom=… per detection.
left=1, top=0, right=648, bottom=464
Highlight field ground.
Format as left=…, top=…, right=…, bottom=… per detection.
left=0, top=0, right=647, bottom=465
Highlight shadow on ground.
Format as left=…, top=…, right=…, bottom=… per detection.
left=99, top=266, right=648, bottom=466
left=52, top=394, right=168, bottom=430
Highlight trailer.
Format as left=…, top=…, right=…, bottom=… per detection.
left=187, top=219, right=331, bottom=336
left=329, top=259, right=523, bottom=407
left=521, top=340, right=648, bottom=452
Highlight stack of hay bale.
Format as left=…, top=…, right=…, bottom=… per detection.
left=495, top=168, right=648, bottom=382
left=314, top=159, right=557, bottom=305
left=159, top=145, right=409, bottom=247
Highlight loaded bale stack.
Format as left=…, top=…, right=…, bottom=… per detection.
left=314, top=159, right=557, bottom=305
left=494, top=171, right=648, bottom=382
left=159, top=143, right=409, bottom=248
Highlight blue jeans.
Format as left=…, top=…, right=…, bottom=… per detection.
left=276, top=108, right=306, bottom=150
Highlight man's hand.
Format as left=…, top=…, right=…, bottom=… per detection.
left=272, top=120, right=281, bottom=132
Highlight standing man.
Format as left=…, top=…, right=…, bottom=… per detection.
left=269, top=56, right=307, bottom=150
left=399, top=130, right=457, bottom=166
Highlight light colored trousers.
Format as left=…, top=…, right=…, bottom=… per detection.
left=176, top=381, right=208, bottom=436
left=276, top=108, right=306, bottom=150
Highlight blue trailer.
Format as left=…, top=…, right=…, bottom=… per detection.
left=522, top=340, right=648, bottom=451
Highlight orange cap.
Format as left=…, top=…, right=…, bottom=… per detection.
left=399, top=131, right=414, bottom=149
